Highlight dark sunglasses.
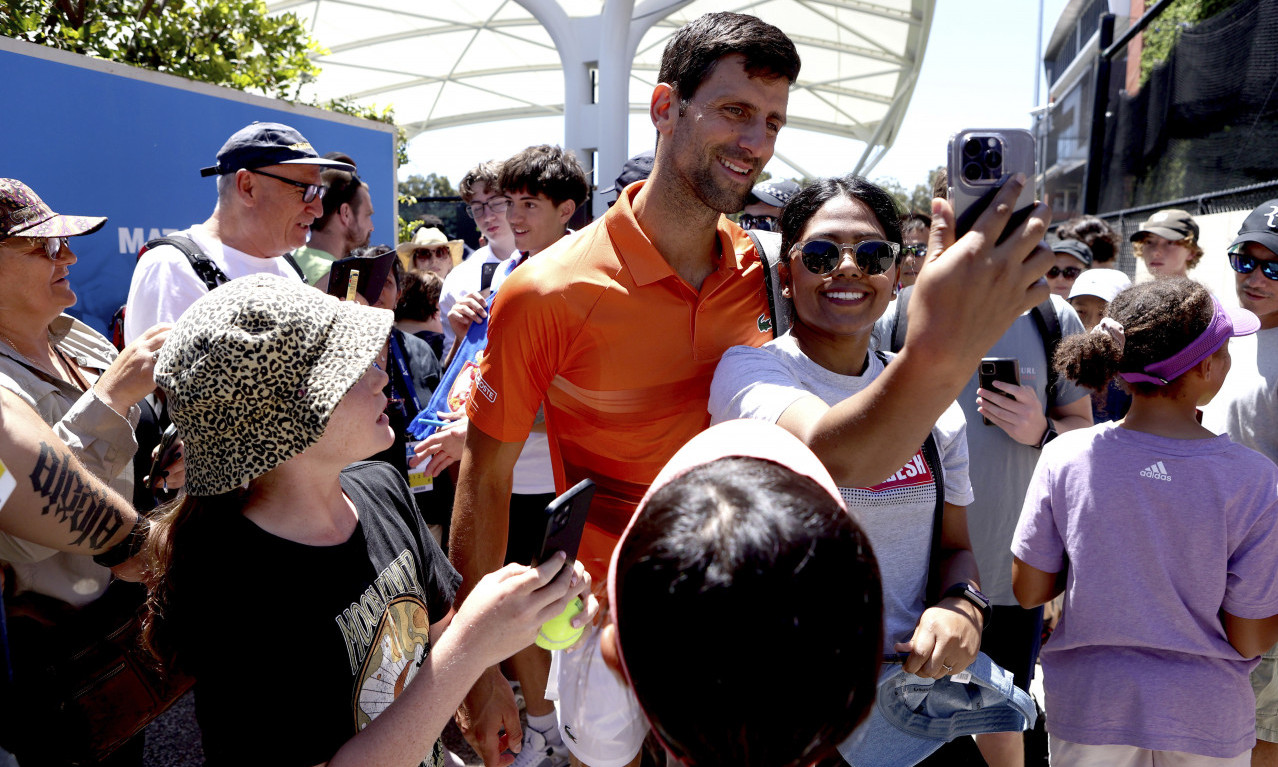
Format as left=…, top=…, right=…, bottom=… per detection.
left=1046, top=265, right=1082, bottom=279
left=739, top=214, right=777, bottom=232
left=248, top=168, right=327, bottom=203
left=792, top=239, right=900, bottom=276
left=901, top=243, right=927, bottom=259
left=1229, top=248, right=1278, bottom=281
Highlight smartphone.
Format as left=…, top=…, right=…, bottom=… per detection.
left=947, top=129, right=1036, bottom=242
left=479, top=261, right=499, bottom=293
left=147, top=423, right=181, bottom=492
left=978, top=357, right=1021, bottom=426
left=325, top=251, right=396, bottom=305
left=536, top=479, right=596, bottom=566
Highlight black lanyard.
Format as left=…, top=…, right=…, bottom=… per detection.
left=387, top=334, right=422, bottom=416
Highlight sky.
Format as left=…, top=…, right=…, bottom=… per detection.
left=399, top=0, right=1073, bottom=193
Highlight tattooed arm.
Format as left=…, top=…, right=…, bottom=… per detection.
left=0, top=388, right=140, bottom=561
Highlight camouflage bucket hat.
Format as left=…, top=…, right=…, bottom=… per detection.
left=0, top=179, right=107, bottom=239
left=155, top=274, right=392, bottom=496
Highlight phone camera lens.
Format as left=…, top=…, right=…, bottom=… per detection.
left=963, top=138, right=982, bottom=158
left=984, top=149, right=1003, bottom=169
left=963, top=162, right=983, bottom=182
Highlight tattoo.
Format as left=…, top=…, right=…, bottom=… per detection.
left=29, top=441, right=125, bottom=549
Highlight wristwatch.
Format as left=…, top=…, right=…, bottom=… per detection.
left=92, top=515, right=150, bottom=569
left=942, top=582, right=992, bottom=630
left=1035, top=418, right=1058, bottom=449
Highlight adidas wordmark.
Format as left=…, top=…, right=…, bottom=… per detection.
left=1139, top=461, right=1172, bottom=481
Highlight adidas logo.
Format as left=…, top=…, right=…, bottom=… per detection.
left=1139, top=461, right=1172, bottom=481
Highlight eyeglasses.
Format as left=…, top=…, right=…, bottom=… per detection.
left=6, top=236, right=67, bottom=260
left=465, top=197, right=511, bottom=219
left=1229, top=248, right=1278, bottom=281
left=739, top=214, right=777, bottom=232
left=1046, top=266, right=1082, bottom=279
left=248, top=168, right=327, bottom=203
left=791, top=239, right=900, bottom=277
left=901, top=244, right=927, bottom=259
left=414, top=247, right=452, bottom=260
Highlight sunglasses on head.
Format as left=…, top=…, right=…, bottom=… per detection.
left=792, top=239, right=900, bottom=276
left=1046, top=265, right=1082, bottom=279
left=1229, top=247, right=1278, bottom=281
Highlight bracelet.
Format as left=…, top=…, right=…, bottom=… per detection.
left=92, top=514, right=150, bottom=568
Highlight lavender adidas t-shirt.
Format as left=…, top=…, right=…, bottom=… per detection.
left=1013, top=422, right=1278, bottom=758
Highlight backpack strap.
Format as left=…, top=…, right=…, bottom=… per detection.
left=745, top=228, right=790, bottom=338
left=873, top=350, right=947, bottom=601
left=920, top=431, right=947, bottom=604
left=889, top=285, right=912, bottom=353
left=145, top=235, right=227, bottom=292
left=281, top=252, right=307, bottom=281
left=1029, top=298, right=1062, bottom=407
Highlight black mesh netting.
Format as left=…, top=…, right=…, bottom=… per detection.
left=1097, top=0, right=1278, bottom=212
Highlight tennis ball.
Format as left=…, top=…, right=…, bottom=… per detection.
left=535, top=597, right=585, bottom=650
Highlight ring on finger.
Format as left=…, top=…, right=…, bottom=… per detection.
left=941, top=663, right=954, bottom=672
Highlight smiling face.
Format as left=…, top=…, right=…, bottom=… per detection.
left=505, top=189, right=573, bottom=256
left=1234, top=241, right=1278, bottom=330
left=242, top=163, right=326, bottom=256
left=663, top=54, right=790, bottom=215
left=0, top=235, right=79, bottom=325
left=467, top=181, right=515, bottom=255
left=783, top=194, right=897, bottom=354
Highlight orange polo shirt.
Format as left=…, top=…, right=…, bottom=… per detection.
left=467, top=182, right=774, bottom=580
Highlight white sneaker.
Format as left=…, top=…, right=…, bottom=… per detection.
left=509, top=725, right=569, bottom=767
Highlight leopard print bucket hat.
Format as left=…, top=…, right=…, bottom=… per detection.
left=155, top=273, right=393, bottom=496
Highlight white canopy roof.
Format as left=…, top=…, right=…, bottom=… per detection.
left=268, top=0, right=934, bottom=201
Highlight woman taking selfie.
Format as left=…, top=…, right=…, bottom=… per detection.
left=145, top=274, right=592, bottom=767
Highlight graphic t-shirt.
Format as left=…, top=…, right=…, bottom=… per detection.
left=709, top=335, right=974, bottom=648
left=176, top=462, right=461, bottom=767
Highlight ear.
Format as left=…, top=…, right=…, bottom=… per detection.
left=651, top=83, right=677, bottom=137
left=556, top=199, right=576, bottom=227
left=778, top=261, right=793, bottom=298
left=339, top=201, right=353, bottom=226
left=599, top=620, right=629, bottom=683
left=234, top=169, right=257, bottom=204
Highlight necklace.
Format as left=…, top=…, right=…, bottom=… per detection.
left=0, top=327, right=86, bottom=391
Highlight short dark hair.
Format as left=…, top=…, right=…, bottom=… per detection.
left=900, top=211, right=931, bottom=239
left=1055, top=277, right=1211, bottom=394
left=779, top=174, right=903, bottom=260
left=459, top=160, right=504, bottom=203
left=396, top=269, right=442, bottom=322
left=312, top=168, right=364, bottom=231
left=658, top=13, right=800, bottom=112
left=498, top=145, right=589, bottom=208
left=614, top=456, right=882, bottom=767
left=1057, top=215, right=1121, bottom=264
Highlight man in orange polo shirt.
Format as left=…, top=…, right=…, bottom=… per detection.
left=450, top=12, right=1056, bottom=767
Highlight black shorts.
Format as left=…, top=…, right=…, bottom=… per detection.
left=504, top=492, right=558, bottom=566
left=979, top=604, right=1044, bottom=692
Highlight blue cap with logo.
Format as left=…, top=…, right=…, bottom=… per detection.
left=199, top=122, right=355, bottom=177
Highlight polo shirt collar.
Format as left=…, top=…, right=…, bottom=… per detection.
left=607, top=181, right=755, bottom=287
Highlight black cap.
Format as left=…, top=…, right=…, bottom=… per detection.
left=1052, top=239, right=1093, bottom=267
left=747, top=179, right=800, bottom=208
left=1229, top=199, right=1278, bottom=256
left=199, top=122, right=356, bottom=177
left=612, top=150, right=655, bottom=196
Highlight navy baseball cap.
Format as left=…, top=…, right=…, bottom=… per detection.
left=199, top=122, right=355, bottom=177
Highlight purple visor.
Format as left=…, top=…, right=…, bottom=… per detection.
left=1120, top=296, right=1260, bottom=385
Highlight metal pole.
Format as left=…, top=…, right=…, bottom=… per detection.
left=1082, top=13, right=1115, bottom=215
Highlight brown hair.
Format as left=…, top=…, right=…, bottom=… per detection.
left=1054, top=278, right=1212, bottom=395
left=1132, top=234, right=1204, bottom=270
left=459, top=160, right=503, bottom=203
left=657, top=12, right=800, bottom=113
left=396, top=269, right=443, bottom=322
left=1056, top=215, right=1121, bottom=265
left=498, top=145, right=589, bottom=208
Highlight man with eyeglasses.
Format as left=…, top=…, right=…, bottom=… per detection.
left=292, top=160, right=375, bottom=285
left=123, top=122, right=353, bottom=343
left=1202, top=200, right=1278, bottom=767
left=436, top=161, right=519, bottom=356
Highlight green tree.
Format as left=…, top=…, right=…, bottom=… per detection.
left=3, top=0, right=322, bottom=97
left=1139, top=0, right=1243, bottom=86
left=399, top=173, right=458, bottom=199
